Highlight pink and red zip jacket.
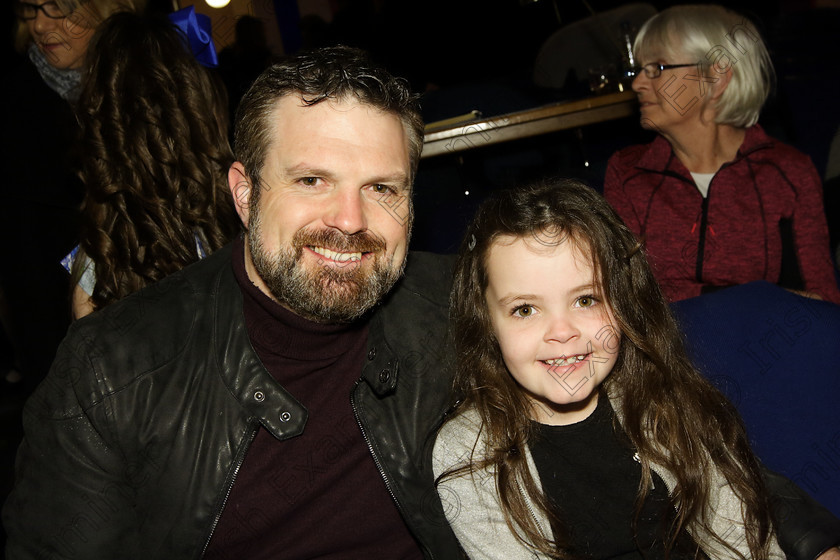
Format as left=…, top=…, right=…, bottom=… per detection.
left=604, top=125, right=840, bottom=303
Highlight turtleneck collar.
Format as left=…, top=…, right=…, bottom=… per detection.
left=232, top=235, right=367, bottom=361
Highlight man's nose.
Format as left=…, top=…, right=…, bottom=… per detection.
left=324, top=188, right=367, bottom=235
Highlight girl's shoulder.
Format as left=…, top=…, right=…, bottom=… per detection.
left=432, top=408, right=488, bottom=477
left=437, top=407, right=483, bottom=440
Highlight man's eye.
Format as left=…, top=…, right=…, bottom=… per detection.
left=371, top=184, right=393, bottom=195
left=300, top=177, right=319, bottom=186
left=512, top=305, right=534, bottom=318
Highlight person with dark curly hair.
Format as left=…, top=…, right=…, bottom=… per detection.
left=66, top=11, right=239, bottom=318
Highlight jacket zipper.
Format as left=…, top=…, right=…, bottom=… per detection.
left=695, top=194, right=710, bottom=283
left=199, top=423, right=260, bottom=558
left=350, top=380, right=434, bottom=559
left=693, top=160, right=734, bottom=286
left=517, top=476, right=545, bottom=540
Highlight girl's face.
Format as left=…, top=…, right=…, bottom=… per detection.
left=25, top=0, right=96, bottom=70
left=484, top=234, right=621, bottom=426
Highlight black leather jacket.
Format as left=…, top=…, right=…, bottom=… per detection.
left=4, top=245, right=839, bottom=559
left=3, top=245, right=462, bottom=559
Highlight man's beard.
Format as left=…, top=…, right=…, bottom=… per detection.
left=247, top=205, right=406, bottom=324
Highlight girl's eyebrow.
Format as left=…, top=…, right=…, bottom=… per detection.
left=496, top=294, right=540, bottom=306
left=495, top=282, right=597, bottom=306
left=572, top=283, right=597, bottom=293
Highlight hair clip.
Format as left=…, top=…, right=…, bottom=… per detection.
left=168, top=6, right=218, bottom=68
left=468, top=234, right=476, bottom=251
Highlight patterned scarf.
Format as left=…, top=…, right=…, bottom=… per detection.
left=28, top=43, right=82, bottom=102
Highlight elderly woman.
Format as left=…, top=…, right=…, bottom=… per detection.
left=1, top=0, right=141, bottom=392
left=604, top=4, right=840, bottom=304
left=11, top=0, right=142, bottom=97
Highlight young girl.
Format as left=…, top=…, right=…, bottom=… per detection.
left=433, top=179, right=784, bottom=559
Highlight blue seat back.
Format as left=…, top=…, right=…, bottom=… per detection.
left=671, top=281, right=840, bottom=516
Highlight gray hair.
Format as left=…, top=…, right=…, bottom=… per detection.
left=634, top=4, right=774, bottom=127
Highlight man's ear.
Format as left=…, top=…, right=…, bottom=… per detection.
left=228, top=162, right=253, bottom=228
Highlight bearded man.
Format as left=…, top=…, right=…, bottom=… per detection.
left=3, top=46, right=459, bottom=560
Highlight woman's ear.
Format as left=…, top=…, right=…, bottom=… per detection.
left=228, top=162, right=252, bottom=228
left=699, top=65, right=732, bottom=122
left=709, top=65, right=733, bottom=101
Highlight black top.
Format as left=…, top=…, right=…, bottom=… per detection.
left=530, top=396, right=704, bottom=559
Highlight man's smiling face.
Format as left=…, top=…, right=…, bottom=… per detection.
left=231, top=94, right=413, bottom=323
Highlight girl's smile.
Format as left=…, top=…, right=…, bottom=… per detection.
left=542, top=352, right=589, bottom=367
left=484, top=234, right=621, bottom=425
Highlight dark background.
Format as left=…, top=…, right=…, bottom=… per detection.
left=249, top=0, right=840, bottom=255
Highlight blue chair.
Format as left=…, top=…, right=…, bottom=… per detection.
left=671, top=281, right=840, bottom=517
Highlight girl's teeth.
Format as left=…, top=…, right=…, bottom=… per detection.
left=545, top=355, right=586, bottom=366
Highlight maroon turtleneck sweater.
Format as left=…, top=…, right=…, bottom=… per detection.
left=204, top=239, right=422, bottom=559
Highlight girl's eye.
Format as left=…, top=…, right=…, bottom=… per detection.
left=512, top=305, right=535, bottom=318
left=576, top=296, right=597, bottom=308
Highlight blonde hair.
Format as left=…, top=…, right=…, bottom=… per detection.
left=14, top=0, right=144, bottom=52
left=634, top=4, right=774, bottom=127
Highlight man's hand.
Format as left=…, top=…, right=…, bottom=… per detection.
left=816, top=547, right=840, bottom=560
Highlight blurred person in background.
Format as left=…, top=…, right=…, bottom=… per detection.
left=604, top=4, right=840, bottom=304
left=67, top=10, right=239, bottom=318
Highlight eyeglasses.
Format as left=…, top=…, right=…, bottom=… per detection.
left=14, top=1, right=73, bottom=20
left=630, top=62, right=699, bottom=79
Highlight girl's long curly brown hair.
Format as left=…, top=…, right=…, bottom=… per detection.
left=443, top=178, right=776, bottom=559
left=74, top=12, right=238, bottom=310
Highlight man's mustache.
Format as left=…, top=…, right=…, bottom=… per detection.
left=292, top=228, right=386, bottom=255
